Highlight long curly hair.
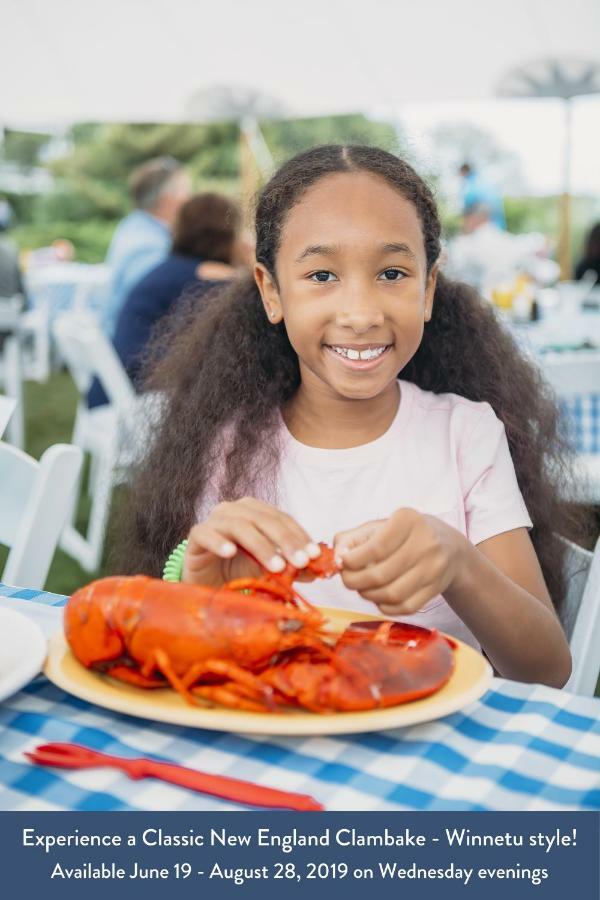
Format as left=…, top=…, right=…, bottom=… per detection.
left=114, top=144, right=589, bottom=615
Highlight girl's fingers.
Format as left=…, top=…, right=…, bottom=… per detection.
left=187, top=523, right=238, bottom=559
left=216, top=518, right=292, bottom=573
left=340, top=510, right=416, bottom=571
left=378, top=585, right=438, bottom=618
left=192, top=498, right=321, bottom=575
left=227, top=499, right=320, bottom=568
left=258, top=515, right=317, bottom=568
left=340, top=535, right=421, bottom=592
left=333, top=520, right=383, bottom=560
left=361, top=569, right=438, bottom=613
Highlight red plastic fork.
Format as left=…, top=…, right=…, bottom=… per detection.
left=25, top=742, right=323, bottom=811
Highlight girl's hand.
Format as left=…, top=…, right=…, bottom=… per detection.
left=182, top=497, right=322, bottom=586
left=334, top=508, right=469, bottom=617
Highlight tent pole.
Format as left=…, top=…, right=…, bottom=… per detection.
left=558, top=98, right=572, bottom=280
left=239, top=118, right=260, bottom=230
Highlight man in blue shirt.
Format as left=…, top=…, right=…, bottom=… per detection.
left=101, top=157, right=191, bottom=335
left=459, top=163, right=506, bottom=230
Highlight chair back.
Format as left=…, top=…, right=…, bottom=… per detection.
left=0, top=441, right=83, bottom=589
left=0, top=395, right=16, bottom=439
left=540, top=350, right=600, bottom=398
left=53, top=312, right=135, bottom=411
left=0, top=296, right=26, bottom=448
left=560, top=537, right=600, bottom=695
left=0, top=294, right=23, bottom=330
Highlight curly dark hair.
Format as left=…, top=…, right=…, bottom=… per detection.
left=114, top=144, right=590, bottom=617
left=583, top=222, right=600, bottom=261
left=171, top=192, right=241, bottom=262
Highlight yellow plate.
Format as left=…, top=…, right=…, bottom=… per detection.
left=44, top=607, right=492, bottom=736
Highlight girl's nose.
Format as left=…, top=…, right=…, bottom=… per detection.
left=335, top=302, right=385, bottom=333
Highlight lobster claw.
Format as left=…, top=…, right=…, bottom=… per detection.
left=341, top=619, right=457, bottom=651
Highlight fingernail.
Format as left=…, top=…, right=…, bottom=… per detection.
left=268, top=554, right=286, bottom=572
left=306, top=542, right=321, bottom=559
left=292, top=550, right=309, bottom=568
left=334, top=553, right=344, bottom=568
left=220, top=542, right=237, bottom=556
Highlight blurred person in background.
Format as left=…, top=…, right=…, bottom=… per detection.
left=458, top=162, right=506, bottom=230
left=26, top=237, right=76, bottom=268
left=444, top=202, right=557, bottom=299
left=0, top=199, right=27, bottom=350
left=0, top=199, right=25, bottom=300
left=444, top=202, right=519, bottom=295
left=101, top=156, right=191, bottom=336
left=88, top=192, right=249, bottom=408
left=574, top=222, right=600, bottom=282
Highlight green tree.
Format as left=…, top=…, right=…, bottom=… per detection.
left=262, top=114, right=400, bottom=164
left=12, top=114, right=402, bottom=260
left=1, top=129, right=52, bottom=169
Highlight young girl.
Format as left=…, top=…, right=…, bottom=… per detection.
left=118, top=144, right=587, bottom=688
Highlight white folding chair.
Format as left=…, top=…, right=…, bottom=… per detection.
left=0, top=295, right=25, bottom=448
left=0, top=441, right=83, bottom=590
left=20, top=301, right=51, bottom=383
left=540, top=351, right=600, bottom=504
left=52, top=312, right=138, bottom=573
left=0, top=395, right=16, bottom=439
left=561, top=537, right=600, bottom=696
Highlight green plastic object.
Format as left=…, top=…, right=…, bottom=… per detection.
left=162, top=539, right=188, bottom=582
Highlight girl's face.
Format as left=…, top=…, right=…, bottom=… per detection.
left=255, top=171, right=437, bottom=402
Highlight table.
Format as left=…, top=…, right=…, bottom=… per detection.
left=513, top=310, right=600, bottom=455
left=0, top=584, right=598, bottom=813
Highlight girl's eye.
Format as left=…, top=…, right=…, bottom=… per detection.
left=379, top=268, right=406, bottom=281
left=309, top=271, right=337, bottom=283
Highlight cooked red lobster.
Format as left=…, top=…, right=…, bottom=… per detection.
left=64, top=544, right=455, bottom=712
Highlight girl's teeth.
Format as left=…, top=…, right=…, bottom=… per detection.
left=332, top=346, right=386, bottom=361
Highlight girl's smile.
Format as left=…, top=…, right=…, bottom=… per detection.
left=323, top=341, right=394, bottom=370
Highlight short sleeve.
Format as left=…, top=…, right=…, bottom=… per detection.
left=460, top=403, right=533, bottom=545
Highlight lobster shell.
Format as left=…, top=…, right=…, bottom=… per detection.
left=64, top=545, right=456, bottom=713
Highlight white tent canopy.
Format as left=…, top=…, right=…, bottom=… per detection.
left=2, top=0, right=599, bottom=125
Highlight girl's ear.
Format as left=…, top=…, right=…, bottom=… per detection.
left=424, top=262, right=439, bottom=322
left=254, top=262, right=283, bottom=323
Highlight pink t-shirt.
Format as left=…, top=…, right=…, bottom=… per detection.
left=197, top=380, right=532, bottom=650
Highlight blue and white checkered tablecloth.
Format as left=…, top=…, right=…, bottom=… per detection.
left=561, top=396, right=600, bottom=455
left=513, top=313, right=600, bottom=455
left=0, top=583, right=598, bottom=812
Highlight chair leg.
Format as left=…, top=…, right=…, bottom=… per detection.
left=85, top=450, right=116, bottom=570
left=60, top=449, right=115, bottom=573
left=89, top=450, right=102, bottom=497
left=62, top=408, right=87, bottom=530
left=3, top=335, right=24, bottom=449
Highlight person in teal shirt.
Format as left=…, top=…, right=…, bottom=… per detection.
left=459, top=163, right=506, bottom=230
left=101, top=157, right=191, bottom=335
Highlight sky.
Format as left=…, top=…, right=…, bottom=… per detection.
left=396, top=96, right=600, bottom=196
left=2, top=0, right=599, bottom=195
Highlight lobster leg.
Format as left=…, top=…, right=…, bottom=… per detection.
left=104, top=664, right=167, bottom=688
left=181, top=658, right=268, bottom=692
left=191, top=684, right=271, bottom=713
left=147, top=649, right=276, bottom=709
